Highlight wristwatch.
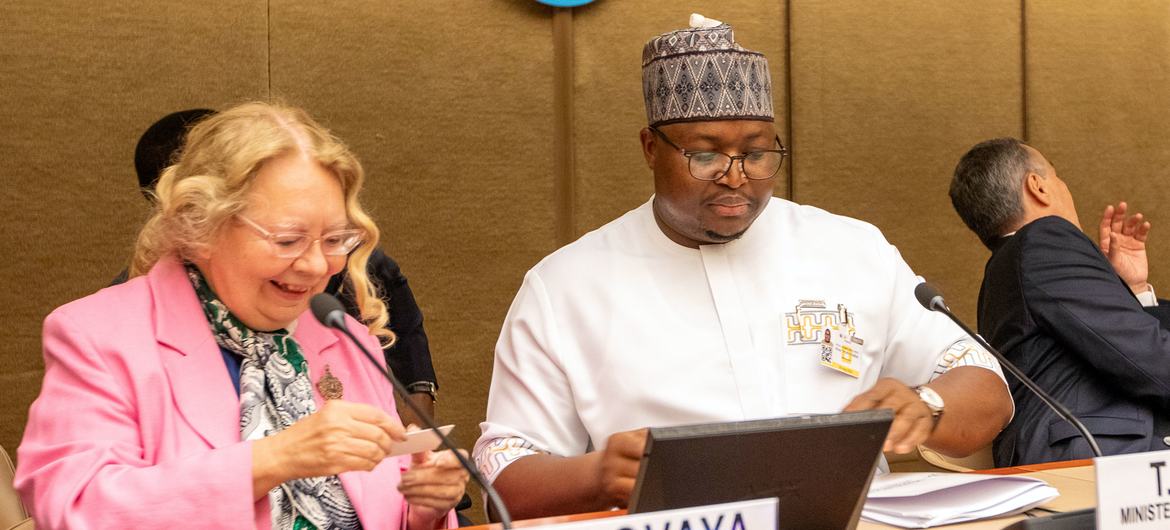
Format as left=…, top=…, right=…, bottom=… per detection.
left=914, top=385, right=945, bottom=427
left=406, top=381, right=438, bottom=403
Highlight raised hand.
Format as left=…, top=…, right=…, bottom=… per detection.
left=1098, top=202, right=1152, bottom=293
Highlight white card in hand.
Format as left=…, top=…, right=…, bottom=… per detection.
left=389, top=425, right=454, bottom=456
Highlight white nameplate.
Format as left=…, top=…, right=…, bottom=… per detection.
left=1095, top=449, right=1170, bottom=528
left=527, top=498, right=777, bottom=530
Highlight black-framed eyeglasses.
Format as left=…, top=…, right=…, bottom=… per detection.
left=650, top=126, right=788, bottom=181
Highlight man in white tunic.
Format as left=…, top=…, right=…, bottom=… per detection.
left=474, top=14, right=1013, bottom=519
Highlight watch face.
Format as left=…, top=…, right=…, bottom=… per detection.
left=917, top=386, right=945, bottom=410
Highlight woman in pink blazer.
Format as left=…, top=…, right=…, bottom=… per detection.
left=16, top=102, right=467, bottom=529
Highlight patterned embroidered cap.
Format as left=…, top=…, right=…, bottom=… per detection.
left=642, top=14, right=774, bottom=126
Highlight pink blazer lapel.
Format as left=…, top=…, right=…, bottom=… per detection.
left=291, top=313, right=340, bottom=411
left=294, top=316, right=378, bottom=518
left=147, top=260, right=399, bottom=525
left=149, top=258, right=242, bottom=449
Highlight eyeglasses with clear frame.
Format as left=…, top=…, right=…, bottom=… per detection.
left=236, top=214, right=365, bottom=259
left=649, top=126, right=789, bottom=181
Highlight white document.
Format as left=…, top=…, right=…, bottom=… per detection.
left=389, top=425, right=454, bottom=456
left=862, top=472, right=1060, bottom=528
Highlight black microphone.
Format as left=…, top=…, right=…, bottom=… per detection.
left=913, top=282, right=1103, bottom=458
left=310, top=293, right=514, bottom=528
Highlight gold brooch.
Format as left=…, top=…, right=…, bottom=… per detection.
left=316, top=365, right=344, bottom=400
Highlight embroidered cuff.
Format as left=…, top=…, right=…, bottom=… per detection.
left=473, top=436, right=545, bottom=484
left=930, top=339, right=1000, bottom=381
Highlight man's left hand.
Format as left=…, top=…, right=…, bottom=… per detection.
left=1098, top=201, right=1152, bottom=293
left=842, top=378, right=933, bottom=454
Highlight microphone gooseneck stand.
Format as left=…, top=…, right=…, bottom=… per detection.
left=913, top=282, right=1102, bottom=458
left=310, top=293, right=514, bottom=529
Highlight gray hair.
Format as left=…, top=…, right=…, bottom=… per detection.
left=949, top=138, right=1035, bottom=248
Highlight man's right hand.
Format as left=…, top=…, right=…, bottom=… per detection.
left=488, top=428, right=649, bottom=520
left=592, top=429, right=648, bottom=508
left=1098, top=201, right=1153, bottom=293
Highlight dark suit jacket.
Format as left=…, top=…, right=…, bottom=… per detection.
left=326, top=248, right=437, bottom=389
left=979, top=216, right=1170, bottom=466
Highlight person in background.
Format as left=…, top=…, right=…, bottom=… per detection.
left=473, top=14, right=1012, bottom=519
left=18, top=102, right=467, bottom=528
left=951, top=138, right=1170, bottom=466
left=117, top=108, right=440, bottom=426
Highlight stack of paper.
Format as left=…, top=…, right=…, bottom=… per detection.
left=862, top=472, right=1059, bottom=528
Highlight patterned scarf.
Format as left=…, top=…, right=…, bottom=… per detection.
left=186, top=264, right=361, bottom=530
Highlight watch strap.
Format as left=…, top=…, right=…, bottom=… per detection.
left=406, top=381, right=438, bottom=402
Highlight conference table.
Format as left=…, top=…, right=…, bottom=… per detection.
left=465, top=460, right=1097, bottom=530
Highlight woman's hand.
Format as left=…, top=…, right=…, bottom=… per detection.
left=401, top=449, right=470, bottom=530
left=251, top=400, right=407, bottom=499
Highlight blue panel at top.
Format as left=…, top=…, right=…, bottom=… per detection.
left=537, top=0, right=596, bottom=6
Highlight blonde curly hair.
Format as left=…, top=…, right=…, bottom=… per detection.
left=129, top=101, right=393, bottom=345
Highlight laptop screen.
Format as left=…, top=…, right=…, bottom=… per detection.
left=628, top=409, right=893, bottom=529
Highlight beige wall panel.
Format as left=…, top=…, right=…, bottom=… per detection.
left=268, top=0, right=555, bottom=493
left=1026, top=1, right=1170, bottom=284
left=573, top=1, right=789, bottom=236
left=0, top=1, right=267, bottom=456
left=790, top=0, right=1022, bottom=321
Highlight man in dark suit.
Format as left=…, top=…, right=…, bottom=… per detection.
left=950, top=137, right=1170, bottom=466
